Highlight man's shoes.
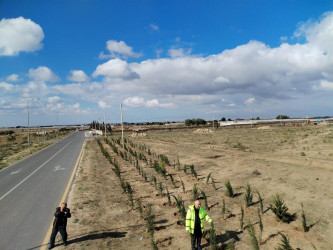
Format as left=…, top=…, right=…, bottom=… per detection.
left=63, top=241, right=68, bottom=246
left=48, top=245, right=54, bottom=249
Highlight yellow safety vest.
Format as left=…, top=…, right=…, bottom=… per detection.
left=185, top=205, right=212, bottom=234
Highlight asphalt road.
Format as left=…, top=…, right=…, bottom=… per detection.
left=0, top=131, right=85, bottom=250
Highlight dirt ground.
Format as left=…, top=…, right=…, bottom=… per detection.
left=57, top=124, right=332, bottom=249
left=0, top=128, right=76, bottom=170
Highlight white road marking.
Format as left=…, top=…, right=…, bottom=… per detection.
left=10, top=168, right=22, bottom=175
left=0, top=142, right=71, bottom=201
left=54, top=166, right=66, bottom=171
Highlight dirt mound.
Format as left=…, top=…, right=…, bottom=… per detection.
left=257, top=126, right=271, bottom=130
left=130, top=132, right=147, bottom=137
left=194, top=128, right=214, bottom=134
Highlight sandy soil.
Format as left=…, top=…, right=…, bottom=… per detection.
left=56, top=124, right=332, bottom=249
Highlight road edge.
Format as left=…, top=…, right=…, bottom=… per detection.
left=40, top=139, right=86, bottom=250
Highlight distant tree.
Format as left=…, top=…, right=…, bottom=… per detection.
left=185, top=119, right=195, bottom=126
left=228, top=118, right=232, bottom=121
left=212, top=120, right=219, bottom=128
left=194, top=118, right=206, bottom=126
left=256, top=117, right=260, bottom=120
left=276, top=115, right=289, bottom=119
left=221, top=117, right=226, bottom=121
left=185, top=118, right=206, bottom=126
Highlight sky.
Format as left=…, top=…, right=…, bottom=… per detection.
left=0, top=0, right=333, bottom=127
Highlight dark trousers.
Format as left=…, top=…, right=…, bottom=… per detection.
left=191, top=233, right=202, bottom=250
left=49, top=226, right=67, bottom=246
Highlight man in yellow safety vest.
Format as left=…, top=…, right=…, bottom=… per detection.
left=185, top=200, right=212, bottom=250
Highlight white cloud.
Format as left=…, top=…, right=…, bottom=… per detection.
left=227, top=103, right=236, bottom=107
left=244, top=97, right=256, bottom=105
left=99, top=40, right=142, bottom=59
left=0, top=82, right=15, bottom=92
left=98, top=100, right=112, bottom=109
left=168, top=48, right=192, bottom=58
left=280, top=36, right=288, bottom=42
left=6, top=74, right=20, bottom=82
left=214, top=76, right=230, bottom=84
left=149, top=24, right=159, bottom=31
left=313, top=80, right=333, bottom=91
left=0, top=17, right=44, bottom=56
left=155, top=49, right=163, bottom=58
left=92, top=58, right=140, bottom=80
left=47, top=96, right=62, bottom=103
left=124, top=96, right=175, bottom=108
left=67, top=70, right=90, bottom=82
left=123, top=96, right=145, bottom=107
left=28, top=66, right=60, bottom=82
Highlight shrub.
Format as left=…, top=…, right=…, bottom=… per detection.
left=271, top=194, right=292, bottom=223
left=246, top=221, right=260, bottom=250
left=258, top=208, right=263, bottom=245
left=211, top=177, right=217, bottom=190
left=225, top=180, right=234, bottom=198
left=192, top=184, right=199, bottom=201
left=166, top=187, right=171, bottom=206
left=157, top=182, right=164, bottom=195
left=257, top=191, right=263, bottom=214
left=206, top=172, right=212, bottom=184
left=148, top=148, right=151, bottom=155
left=245, top=184, right=253, bottom=207
left=169, top=174, right=176, bottom=187
left=158, top=154, right=170, bottom=165
left=301, top=203, right=308, bottom=232
left=120, top=179, right=127, bottom=193
left=222, top=199, right=226, bottom=220
left=209, top=222, right=217, bottom=250
left=201, top=190, right=208, bottom=209
left=145, top=204, right=155, bottom=237
left=176, top=155, right=181, bottom=170
left=173, top=195, right=186, bottom=223
left=128, top=192, right=134, bottom=208
left=189, top=164, right=198, bottom=179
left=240, top=206, right=244, bottom=231
left=301, top=152, right=306, bottom=156
left=180, top=178, right=185, bottom=193
left=137, top=199, right=143, bottom=215
left=276, top=232, right=293, bottom=250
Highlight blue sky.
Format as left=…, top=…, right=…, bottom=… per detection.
left=1, top=0, right=333, bottom=127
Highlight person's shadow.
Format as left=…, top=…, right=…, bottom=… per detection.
left=27, top=231, right=127, bottom=250
left=67, top=230, right=127, bottom=244
left=201, top=230, right=240, bottom=248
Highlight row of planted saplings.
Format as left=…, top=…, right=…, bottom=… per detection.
left=97, top=138, right=160, bottom=249
left=106, top=137, right=214, bottom=248
left=104, top=137, right=310, bottom=249
left=106, top=137, right=198, bottom=248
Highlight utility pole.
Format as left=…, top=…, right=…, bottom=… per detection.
left=104, top=113, right=106, bottom=138
left=57, top=111, right=59, bottom=140
left=120, top=104, right=124, bottom=149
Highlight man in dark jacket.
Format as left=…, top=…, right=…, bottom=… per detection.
left=48, top=202, right=71, bottom=249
